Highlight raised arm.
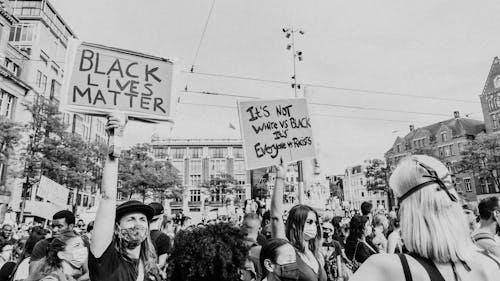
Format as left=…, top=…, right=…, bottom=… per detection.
left=271, top=162, right=287, bottom=240
left=90, top=115, right=126, bottom=258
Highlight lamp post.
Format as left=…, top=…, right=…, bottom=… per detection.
left=283, top=27, right=305, bottom=204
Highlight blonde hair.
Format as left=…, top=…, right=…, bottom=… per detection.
left=389, top=155, right=475, bottom=263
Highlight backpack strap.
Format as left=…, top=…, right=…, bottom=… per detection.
left=480, top=250, right=500, bottom=268
left=398, top=254, right=413, bottom=281
left=408, top=253, right=446, bottom=281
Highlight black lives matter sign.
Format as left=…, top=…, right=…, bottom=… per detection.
left=238, top=98, right=316, bottom=170
left=62, top=42, right=174, bottom=122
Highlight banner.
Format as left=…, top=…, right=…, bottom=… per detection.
left=238, top=98, right=316, bottom=170
left=37, top=176, right=70, bottom=208
left=61, top=41, right=176, bottom=122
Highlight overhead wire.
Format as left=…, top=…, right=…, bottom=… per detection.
left=190, top=0, right=216, bottom=72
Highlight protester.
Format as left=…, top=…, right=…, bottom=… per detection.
left=386, top=218, right=404, bottom=254
left=148, top=202, right=171, bottom=273
left=168, top=223, right=250, bottom=281
left=462, top=204, right=478, bottom=234
left=471, top=196, right=500, bottom=257
left=331, top=217, right=346, bottom=248
left=259, top=238, right=298, bottom=281
left=0, top=225, right=16, bottom=245
left=350, top=155, right=500, bottom=281
left=241, top=213, right=263, bottom=281
left=0, top=241, right=13, bottom=269
left=89, top=115, right=161, bottom=281
left=271, top=162, right=327, bottom=281
left=345, top=215, right=376, bottom=267
left=12, top=226, right=48, bottom=281
left=30, top=210, right=76, bottom=272
left=371, top=214, right=388, bottom=253
left=26, top=231, right=87, bottom=281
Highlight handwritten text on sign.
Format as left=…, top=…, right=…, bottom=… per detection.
left=238, top=99, right=316, bottom=170
left=65, top=42, right=174, bottom=121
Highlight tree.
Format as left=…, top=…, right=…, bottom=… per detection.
left=118, top=144, right=181, bottom=202
left=364, top=159, right=394, bottom=210
left=457, top=134, right=500, bottom=194
left=0, top=117, right=24, bottom=169
left=201, top=173, right=237, bottom=205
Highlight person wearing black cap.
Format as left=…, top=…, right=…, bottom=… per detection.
left=148, top=202, right=171, bottom=273
left=89, top=115, right=161, bottom=281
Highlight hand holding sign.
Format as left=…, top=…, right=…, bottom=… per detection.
left=238, top=98, right=316, bottom=170
left=106, top=113, right=127, bottom=158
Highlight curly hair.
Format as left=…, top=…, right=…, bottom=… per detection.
left=25, top=231, right=80, bottom=281
left=346, top=215, right=369, bottom=243
left=168, top=223, right=249, bottom=281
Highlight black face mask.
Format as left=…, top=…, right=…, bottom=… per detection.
left=274, top=262, right=299, bottom=281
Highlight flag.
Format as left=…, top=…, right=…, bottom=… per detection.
left=229, top=122, right=236, bottom=130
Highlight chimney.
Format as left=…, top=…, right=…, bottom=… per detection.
left=409, top=125, right=414, bottom=131
left=453, top=111, right=460, bottom=119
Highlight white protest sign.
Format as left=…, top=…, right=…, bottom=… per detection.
left=61, top=41, right=176, bottom=122
left=37, top=176, right=70, bottom=208
left=238, top=98, right=316, bottom=170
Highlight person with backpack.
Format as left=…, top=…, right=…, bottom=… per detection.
left=349, top=155, right=500, bottom=281
left=471, top=196, right=500, bottom=257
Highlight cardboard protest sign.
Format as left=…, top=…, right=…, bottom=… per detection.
left=238, top=98, right=316, bottom=170
left=61, top=41, right=176, bottom=122
left=37, top=176, right=70, bottom=208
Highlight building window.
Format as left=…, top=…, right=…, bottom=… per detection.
left=171, top=148, right=185, bottom=159
left=0, top=91, right=16, bottom=118
left=233, top=147, right=244, bottom=158
left=50, top=80, right=61, bottom=100
left=153, top=146, right=168, bottom=159
left=495, top=76, right=500, bottom=88
left=189, top=175, right=201, bottom=187
left=210, top=159, right=226, bottom=175
left=396, top=144, right=401, bottom=153
left=189, top=160, right=202, bottom=174
left=210, top=147, right=227, bottom=158
left=36, top=70, right=47, bottom=94
left=441, top=132, right=447, bottom=142
left=189, top=147, right=202, bottom=159
left=190, top=190, right=201, bottom=202
left=9, top=24, right=35, bottom=42
left=464, top=178, right=471, bottom=192
left=234, top=174, right=246, bottom=185
left=233, top=160, right=245, bottom=173
left=492, top=114, right=498, bottom=129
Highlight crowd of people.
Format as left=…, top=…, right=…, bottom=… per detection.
left=0, top=117, right=499, bottom=280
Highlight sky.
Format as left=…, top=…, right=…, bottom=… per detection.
left=51, top=0, right=500, bottom=174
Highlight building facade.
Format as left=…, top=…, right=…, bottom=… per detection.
left=0, top=0, right=107, bottom=220
left=384, top=112, right=485, bottom=203
left=150, top=137, right=251, bottom=222
left=343, top=164, right=388, bottom=212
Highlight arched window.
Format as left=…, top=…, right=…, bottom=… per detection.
left=494, top=76, right=500, bottom=88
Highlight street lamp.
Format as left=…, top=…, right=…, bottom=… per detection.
left=282, top=27, right=305, bottom=97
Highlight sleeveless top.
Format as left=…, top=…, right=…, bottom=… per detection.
left=296, top=251, right=327, bottom=281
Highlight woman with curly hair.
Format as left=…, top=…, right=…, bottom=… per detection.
left=344, top=215, right=377, bottom=265
left=271, top=162, right=327, bottom=281
left=168, top=223, right=250, bottom=281
left=350, top=155, right=500, bottom=281
left=25, top=231, right=87, bottom=281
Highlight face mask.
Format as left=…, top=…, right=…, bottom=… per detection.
left=274, top=262, right=299, bottom=281
left=62, top=247, right=88, bottom=268
left=116, top=225, right=148, bottom=249
left=303, top=226, right=317, bottom=241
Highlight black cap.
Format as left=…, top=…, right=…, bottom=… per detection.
left=116, top=200, right=154, bottom=222
left=148, top=202, right=164, bottom=218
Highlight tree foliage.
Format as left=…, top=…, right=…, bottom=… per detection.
left=0, top=117, right=24, bottom=167
left=364, top=159, right=390, bottom=191
left=118, top=143, right=181, bottom=202
left=201, top=173, right=241, bottom=204
left=457, top=134, right=500, bottom=192
left=23, top=97, right=107, bottom=207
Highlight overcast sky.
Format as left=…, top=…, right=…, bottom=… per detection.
left=52, top=0, right=500, bottom=174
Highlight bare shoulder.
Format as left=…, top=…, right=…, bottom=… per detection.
left=350, top=254, right=403, bottom=281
